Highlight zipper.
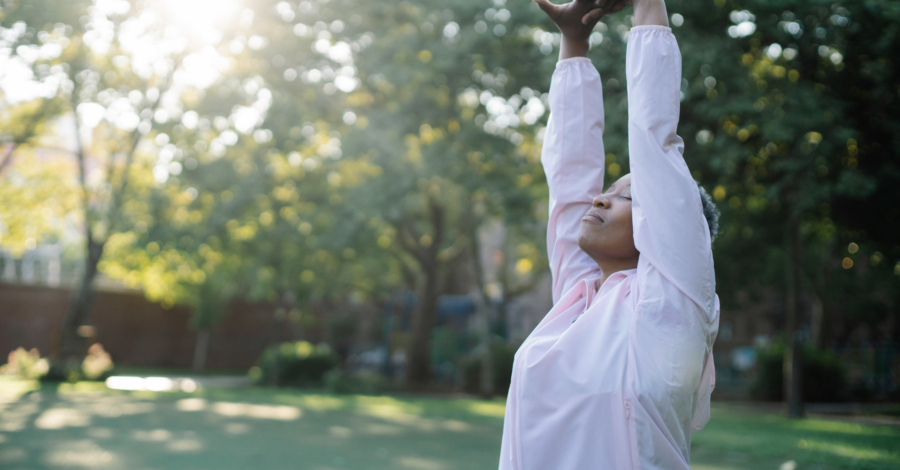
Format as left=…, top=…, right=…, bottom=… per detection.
left=622, top=396, right=635, bottom=469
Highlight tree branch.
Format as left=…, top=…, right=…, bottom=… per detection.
left=106, top=65, right=180, bottom=234
left=0, top=143, right=16, bottom=176
left=395, top=218, right=429, bottom=267
left=69, top=63, right=96, bottom=249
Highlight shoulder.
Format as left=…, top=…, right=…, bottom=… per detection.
left=634, top=251, right=716, bottom=315
left=634, top=259, right=714, bottom=327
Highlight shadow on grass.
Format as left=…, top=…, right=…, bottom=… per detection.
left=1, top=380, right=897, bottom=470
left=0, top=379, right=504, bottom=470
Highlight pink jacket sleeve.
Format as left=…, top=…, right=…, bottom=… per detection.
left=626, top=26, right=716, bottom=316
left=542, top=57, right=606, bottom=304
left=627, top=26, right=719, bottom=432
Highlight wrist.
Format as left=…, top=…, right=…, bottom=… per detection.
left=632, top=0, right=668, bottom=27
left=559, top=36, right=590, bottom=60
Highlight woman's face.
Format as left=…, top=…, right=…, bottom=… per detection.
left=577, top=174, right=640, bottom=264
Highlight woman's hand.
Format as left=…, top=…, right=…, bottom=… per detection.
left=534, top=0, right=632, bottom=59
left=579, top=0, right=633, bottom=28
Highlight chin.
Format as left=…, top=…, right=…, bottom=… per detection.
left=577, top=232, right=601, bottom=259
left=578, top=223, right=600, bottom=248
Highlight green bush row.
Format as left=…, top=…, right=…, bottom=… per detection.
left=462, top=341, right=519, bottom=396
left=250, top=341, right=341, bottom=387
left=750, top=340, right=848, bottom=402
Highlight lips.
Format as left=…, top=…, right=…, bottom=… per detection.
left=582, top=210, right=604, bottom=224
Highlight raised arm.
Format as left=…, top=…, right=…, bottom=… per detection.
left=535, top=0, right=609, bottom=303
left=543, top=58, right=605, bottom=303
left=626, top=2, right=716, bottom=313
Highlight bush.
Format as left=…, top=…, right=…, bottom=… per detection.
left=751, top=341, right=848, bottom=402
left=463, top=341, right=520, bottom=396
left=82, top=343, right=114, bottom=380
left=251, top=341, right=341, bottom=387
left=1, top=348, right=50, bottom=380
left=33, top=343, right=116, bottom=383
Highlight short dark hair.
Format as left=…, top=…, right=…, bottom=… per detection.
left=697, top=184, right=720, bottom=243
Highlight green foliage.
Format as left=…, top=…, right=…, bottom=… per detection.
left=2, top=0, right=898, bottom=386
left=665, top=0, right=900, bottom=322
left=751, top=340, right=847, bottom=402
left=253, top=341, right=341, bottom=387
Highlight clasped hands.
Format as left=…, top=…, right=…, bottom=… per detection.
left=535, top=0, right=633, bottom=41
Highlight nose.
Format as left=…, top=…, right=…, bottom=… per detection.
left=592, top=194, right=610, bottom=209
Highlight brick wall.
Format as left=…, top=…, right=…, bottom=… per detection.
left=0, top=282, right=298, bottom=370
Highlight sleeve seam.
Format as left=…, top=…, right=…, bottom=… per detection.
left=556, top=57, right=592, bottom=67
left=630, top=25, right=672, bottom=33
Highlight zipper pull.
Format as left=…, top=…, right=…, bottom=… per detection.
left=624, top=399, right=630, bottom=419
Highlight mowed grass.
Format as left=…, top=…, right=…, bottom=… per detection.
left=0, top=379, right=897, bottom=470
left=691, top=403, right=900, bottom=470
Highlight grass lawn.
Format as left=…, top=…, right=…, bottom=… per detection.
left=0, top=379, right=897, bottom=470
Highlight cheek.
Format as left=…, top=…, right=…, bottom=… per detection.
left=609, top=206, right=633, bottom=234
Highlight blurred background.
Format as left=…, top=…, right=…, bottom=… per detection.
left=0, top=0, right=898, bottom=468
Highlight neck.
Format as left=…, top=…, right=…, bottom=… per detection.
left=594, top=257, right=639, bottom=288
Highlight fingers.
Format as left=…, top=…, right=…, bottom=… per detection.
left=608, top=0, right=632, bottom=13
left=533, top=0, right=560, bottom=17
left=582, top=0, right=630, bottom=23
left=581, top=8, right=604, bottom=24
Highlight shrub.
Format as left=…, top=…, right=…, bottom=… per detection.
left=82, top=343, right=115, bottom=380
left=252, top=341, right=341, bottom=387
left=3, top=345, right=116, bottom=383
left=751, top=341, right=848, bottom=402
left=1, top=348, right=50, bottom=380
left=463, top=341, right=520, bottom=396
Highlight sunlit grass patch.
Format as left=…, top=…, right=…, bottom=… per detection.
left=354, top=395, right=424, bottom=418
left=465, top=400, right=506, bottom=418
left=296, top=393, right=348, bottom=411
left=57, top=381, right=115, bottom=394
left=789, top=419, right=898, bottom=437
left=805, top=440, right=900, bottom=464
left=0, top=377, right=39, bottom=398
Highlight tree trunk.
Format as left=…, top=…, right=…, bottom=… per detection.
left=817, top=240, right=837, bottom=349
left=407, top=263, right=439, bottom=386
left=192, top=329, right=211, bottom=372
left=59, top=238, right=104, bottom=364
left=471, top=223, right=496, bottom=398
left=399, top=198, right=445, bottom=388
left=480, top=303, right=495, bottom=399
left=381, top=296, right=396, bottom=378
left=784, top=217, right=804, bottom=419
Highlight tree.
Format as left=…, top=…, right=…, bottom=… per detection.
left=3, top=0, right=252, bottom=362
left=5, top=0, right=897, bottom=393
left=666, top=0, right=899, bottom=415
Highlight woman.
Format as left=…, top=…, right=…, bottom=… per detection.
left=498, top=0, right=720, bottom=468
